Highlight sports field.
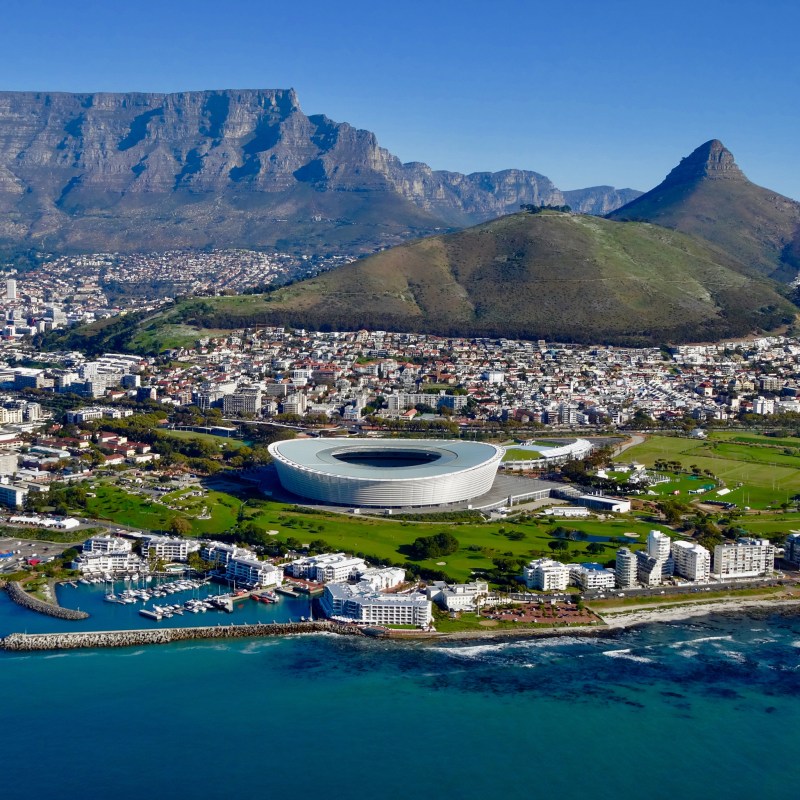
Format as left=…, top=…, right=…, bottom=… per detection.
left=624, top=432, right=800, bottom=509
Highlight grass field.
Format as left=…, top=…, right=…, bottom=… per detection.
left=85, top=484, right=240, bottom=535
left=624, top=433, right=800, bottom=509
left=161, top=429, right=249, bottom=449
left=502, top=448, right=541, bottom=462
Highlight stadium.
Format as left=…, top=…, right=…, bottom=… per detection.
left=268, top=438, right=504, bottom=508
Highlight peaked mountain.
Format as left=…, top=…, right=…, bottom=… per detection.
left=68, top=210, right=795, bottom=353
left=0, top=89, right=635, bottom=257
left=609, top=140, right=800, bottom=281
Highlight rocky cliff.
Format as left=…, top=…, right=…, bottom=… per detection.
left=0, top=89, right=635, bottom=254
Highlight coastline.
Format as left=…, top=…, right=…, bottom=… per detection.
left=387, top=595, right=800, bottom=642
left=4, top=595, right=799, bottom=651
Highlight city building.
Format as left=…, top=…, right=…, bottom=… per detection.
left=713, top=538, right=775, bottom=579
left=142, top=535, right=200, bottom=563
left=615, top=547, right=638, bottom=589
left=285, top=552, right=366, bottom=584
left=321, top=583, right=432, bottom=627
left=426, top=580, right=489, bottom=611
left=672, top=540, right=711, bottom=582
left=636, top=530, right=674, bottom=586
left=568, top=562, right=616, bottom=591
left=0, top=483, right=27, bottom=508
left=522, top=558, right=570, bottom=591
left=226, top=555, right=283, bottom=588
left=784, top=532, right=800, bottom=567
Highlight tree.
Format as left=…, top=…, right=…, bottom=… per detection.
left=548, top=540, right=569, bottom=553
left=586, top=542, right=606, bottom=555
left=408, top=531, right=460, bottom=559
left=170, top=516, right=192, bottom=536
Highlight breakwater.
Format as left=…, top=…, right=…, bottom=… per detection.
left=3, top=581, right=89, bottom=621
left=0, top=620, right=364, bottom=651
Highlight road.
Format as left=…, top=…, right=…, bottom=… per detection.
left=613, top=433, right=645, bottom=457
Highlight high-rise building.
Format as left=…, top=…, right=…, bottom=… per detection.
left=615, top=547, right=638, bottom=589
left=636, top=530, right=674, bottom=586
left=713, top=538, right=775, bottom=579
left=6, top=278, right=16, bottom=301
left=784, top=532, right=800, bottom=567
left=672, top=541, right=711, bottom=582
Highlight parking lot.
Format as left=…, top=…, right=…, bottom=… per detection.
left=0, top=537, right=72, bottom=574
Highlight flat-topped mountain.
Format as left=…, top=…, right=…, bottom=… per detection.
left=0, top=89, right=635, bottom=256
left=55, top=210, right=794, bottom=353
left=609, top=140, right=800, bottom=281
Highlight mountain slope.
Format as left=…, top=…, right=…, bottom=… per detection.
left=0, top=89, right=635, bottom=256
left=609, top=140, right=800, bottom=281
left=68, top=211, right=795, bottom=352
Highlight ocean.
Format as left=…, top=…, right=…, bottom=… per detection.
left=1, top=586, right=799, bottom=800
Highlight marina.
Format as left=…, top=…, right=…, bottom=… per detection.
left=0, top=577, right=314, bottom=638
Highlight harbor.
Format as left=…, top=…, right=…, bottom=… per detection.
left=0, top=575, right=314, bottom=638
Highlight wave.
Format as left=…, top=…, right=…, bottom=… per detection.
left=601, top=648, right=655, bottom=664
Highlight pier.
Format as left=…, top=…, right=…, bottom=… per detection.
left=0, top=621, right=364, bottom=651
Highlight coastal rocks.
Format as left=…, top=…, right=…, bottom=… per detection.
left=0, top=621, right=364, bottom=651
left=4, top=581, right=89, bottom=621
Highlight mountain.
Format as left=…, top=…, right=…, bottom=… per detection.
left=609, top=140, right=800, bottom=281
left=60, top=210, right=794, bottom=353
left=563, top=186, right=642, bottom=215
left=0, top=89, right=635, bottom=257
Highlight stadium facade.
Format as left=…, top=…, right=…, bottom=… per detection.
left=268, top=439, right=503, bottom=508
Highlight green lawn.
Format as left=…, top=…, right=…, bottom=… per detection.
left=502, top=447, right=542, bottom=461
left=85, top=484, right=240, bottom=535
left=160, top=429, right=248, bottom=448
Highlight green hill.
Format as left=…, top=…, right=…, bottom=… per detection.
left=609, top=140, right=800, bottom=281
left=52, top=210, right=797, bottom=353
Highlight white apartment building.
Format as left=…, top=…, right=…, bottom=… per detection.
left=200, top=541, right=250, bottom=566
left=285, top=553, right=366, bottom=584
left=568, top=563, right=616, bottom=591
left=226, top=555, right=283, bottom=588
left=523, top=558, right=570, bottom=591
left=615, top=547, right=638, bottom=589
left=321, top=583, right=432, bottom=627
left=636, top=530, right=674, bottom=586
left=426, top=580, right=489, bottom=611
left=83, top=535, right=132, bottom=554
left=713, top=538, right=775, bottom=579
left=672, top=540, right=711, bottom=582
left=358, top=566, right=406, bottom=591
left=142, top=535, right=200, bottom=563
left=72, top=550, right=144, bottom=575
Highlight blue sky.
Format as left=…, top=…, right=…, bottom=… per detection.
left=2, top=0, right=798, bottom=197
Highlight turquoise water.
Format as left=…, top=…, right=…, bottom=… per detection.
left=1, top=593, right=799, bottom=799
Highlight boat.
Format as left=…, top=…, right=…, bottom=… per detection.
left=104, top=594, right=118, bottom=603
left=79, top=578, right=90, bottom=586
left=139, top=608, right=162, bottom=620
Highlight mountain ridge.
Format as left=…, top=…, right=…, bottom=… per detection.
left=50, top=210, right=795, bottom=354
left=0, top=88, right=639, bottom=256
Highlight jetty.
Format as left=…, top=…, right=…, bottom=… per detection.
left=0, top=621, right=364, bottom=652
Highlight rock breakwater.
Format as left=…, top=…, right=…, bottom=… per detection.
left=1, top=621, right=364, bottom=651
left=4, top=581, right=89, bottom=621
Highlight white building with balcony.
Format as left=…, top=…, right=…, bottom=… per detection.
left=672, top=541, right=711, bottom=582
left=523, top=558, right=570, bottom=591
